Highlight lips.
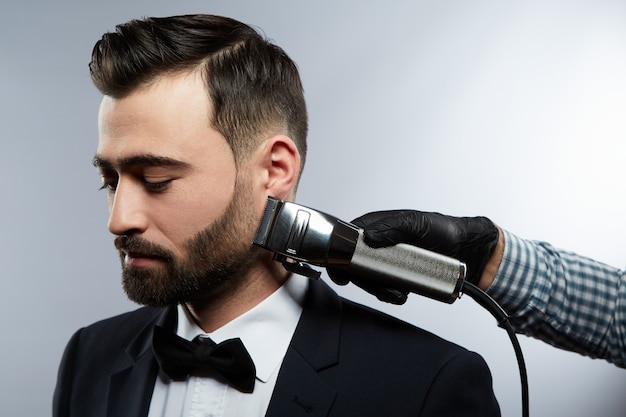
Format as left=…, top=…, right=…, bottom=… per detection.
left=123, top=251, right=165, bottom=267
left=115, top=236, right=172, bottom=267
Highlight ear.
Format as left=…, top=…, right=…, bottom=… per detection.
left=255, top=135, right=301, bottom=200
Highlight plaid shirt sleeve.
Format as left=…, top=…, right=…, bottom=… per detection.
left=487, top=230, right=626, bottom=368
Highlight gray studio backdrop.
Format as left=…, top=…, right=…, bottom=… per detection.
left=2, top=1, right=625, bottom=416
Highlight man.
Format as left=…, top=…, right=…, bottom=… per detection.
left=332, top=210, right=625, bottom=368
left=53, top=14, right=500, bottom=416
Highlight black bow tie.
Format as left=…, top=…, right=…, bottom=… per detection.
left=152, top=325, right=256, bottom=393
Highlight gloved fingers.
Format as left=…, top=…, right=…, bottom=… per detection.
left=327, top=267, right=408, bottom=305
left=350, top=210, right=406, bottom=228
left=326, top=267, right=351, bottom=285
left=353, top=280, right=408, bottom=305
left=351, top=210, right=433, bottom=248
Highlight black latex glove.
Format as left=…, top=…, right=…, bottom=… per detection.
left=327, top=210, right=499, bottom=304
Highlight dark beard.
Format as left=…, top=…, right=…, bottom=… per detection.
left=114, top=177, right=261, bottom=307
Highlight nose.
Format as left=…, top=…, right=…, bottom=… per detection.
left=107, top=179, right=149, bottom=236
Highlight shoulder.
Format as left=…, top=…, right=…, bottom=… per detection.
left=81, top=306, right=165, bottom=334
left=299, top=280, right=500, bottom=416
left=311, top=278, right=468, bottom=354
left=305, top=278, right=485, bottom=370
left=338, top=294, right=472, bottom=362
left=64, top=306, right=168, bottom=358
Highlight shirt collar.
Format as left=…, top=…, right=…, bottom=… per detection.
left=176, top=274, right=308, bottom=382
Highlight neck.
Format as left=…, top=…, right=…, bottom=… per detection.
left=184, top=257, right=290, bottom=333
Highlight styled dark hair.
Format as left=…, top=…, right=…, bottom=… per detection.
left=90, top=14, right=307, bottom=169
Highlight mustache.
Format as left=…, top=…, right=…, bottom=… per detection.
left=114, top=236, right=174, bottom=260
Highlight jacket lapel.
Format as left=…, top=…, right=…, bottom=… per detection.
left=106, top=306, right=176, bottom=417
left=265, top=280, right=341, bottom=417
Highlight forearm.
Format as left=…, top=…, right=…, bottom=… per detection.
left=477, top=226, right=505, bottom=290
left=485, top=230, right=626, bottom=367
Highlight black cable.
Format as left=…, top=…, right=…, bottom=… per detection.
left=462, top=282, right=529, bottom=417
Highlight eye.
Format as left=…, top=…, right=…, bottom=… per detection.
left=143, top=179, right=173, bottom=192
left=98, top=176, right=118, bottom=192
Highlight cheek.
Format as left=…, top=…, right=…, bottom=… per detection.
left=161, top=171, right=237, bottom=244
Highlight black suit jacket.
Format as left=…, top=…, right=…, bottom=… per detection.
left=53, top=279, right=500, bottom=416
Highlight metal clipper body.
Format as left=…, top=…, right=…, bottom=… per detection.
left=253, top=197, right=466, bottom=303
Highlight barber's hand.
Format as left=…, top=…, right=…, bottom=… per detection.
left=327, top=210, right=499, bottom=304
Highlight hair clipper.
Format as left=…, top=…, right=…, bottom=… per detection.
left=253, top=197, right=466, bottom=303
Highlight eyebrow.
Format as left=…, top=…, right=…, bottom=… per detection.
left=92, top=154, right=191, bottom=170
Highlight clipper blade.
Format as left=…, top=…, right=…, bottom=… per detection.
left=253, top=196, right=282, bottom=246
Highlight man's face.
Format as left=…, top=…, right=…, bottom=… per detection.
left=94, top=71, right=262, bottom=306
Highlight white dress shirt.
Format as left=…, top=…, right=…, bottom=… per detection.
left=147, top=274, right=308, bottom=417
